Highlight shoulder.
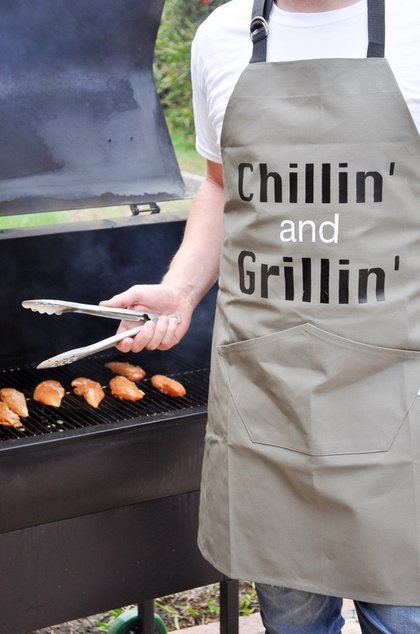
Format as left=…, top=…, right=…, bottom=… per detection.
left=191, top=0, right=253, bottom=103
left=385, top=0, right=420, bottom=76
left=192, top=0, right=252, bottom=67
left=385, top=0, right=420, bottom=132
left=195, top=0, right=252, bottom=37
left=191, top=1, right=253, bottom=162
left=386, top=0, right=420, bottom=45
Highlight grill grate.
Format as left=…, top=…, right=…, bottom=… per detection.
left=0, top=352, right=209, bottom=445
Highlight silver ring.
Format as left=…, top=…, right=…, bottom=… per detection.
left=250, top=16, right=269, bottom=43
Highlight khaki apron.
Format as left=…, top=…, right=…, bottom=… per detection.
left=198, top=0, right=420, bottom=605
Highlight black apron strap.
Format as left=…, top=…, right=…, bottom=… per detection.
left=250, top=0, right=385, bottom=64
left=250, top=0, right=273, bottom=63
left=367, top=0, right=385, bottom=57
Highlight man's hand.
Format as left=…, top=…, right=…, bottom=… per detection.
left=101, top=160, right=224, bottom=355
left=100, top=284, right=193, bottom=353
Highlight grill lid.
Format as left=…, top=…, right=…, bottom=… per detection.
left=0, top=0, right=185, bottom=215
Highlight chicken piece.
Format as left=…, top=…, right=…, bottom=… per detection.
left=151, top=374, right=186, bottom=398
left=109, top=376, right=145, bottom=402
left=105, top=361, right=146, bottom=382
left=33, top=380, right=65, bottom=407
left=0, top=387, right=29, bottom=418
left=0, top=401, right=23, bottom=429
left=71, top=377, right=105, bottom=409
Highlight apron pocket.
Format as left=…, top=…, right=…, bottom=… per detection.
left=217, top=323, right=420, bottom=456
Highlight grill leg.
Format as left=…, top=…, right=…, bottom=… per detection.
left=219, top=579, right=239, bottom=634
left=138, top=582, right=238, bottom=634
left=138, top=599, right=156, bottom=634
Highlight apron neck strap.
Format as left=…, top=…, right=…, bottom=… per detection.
left=250, top=0, right=385, bottom=64
left=367, top=0, right=385, bottom=58
left=250, top=0, right=273, bottom=63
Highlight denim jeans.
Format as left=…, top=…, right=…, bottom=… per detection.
left=255, top=583, right=420, bottom=634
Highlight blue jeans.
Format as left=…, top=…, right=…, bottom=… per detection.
left=255, top=584, right=420, bottom=634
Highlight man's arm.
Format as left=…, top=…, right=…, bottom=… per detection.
left=101, top=160, right=224, bottom=352
left=163, top=160, right=224, bottom=307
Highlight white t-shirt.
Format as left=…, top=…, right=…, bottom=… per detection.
left=191, top=0, right=420, bottom=163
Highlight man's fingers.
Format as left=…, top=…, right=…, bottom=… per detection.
left=123, top=315, right=182, bottom=353
left=145, top=315, right=170, bottom=350
left=158, top=315, right=182, bottom=350
left=115, top=337, right=135, bottom=353
left=100, top=286, right=149, bottom=309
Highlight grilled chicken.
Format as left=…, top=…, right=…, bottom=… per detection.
left=150, top=374, right=186, bottom=397
left=71, top=377, right=105, bottom=409
left=105, top=361, right=146, bottom=382
left=109, top=375, right=145, bottom=402
left=33, top=380, right=65, bottom=407
left=0, top=401, right=23, bottom=429
left=0, top=387, right=29, bottom=418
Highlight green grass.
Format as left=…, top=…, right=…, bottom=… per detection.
left=170, top=126, right=206, bottom=176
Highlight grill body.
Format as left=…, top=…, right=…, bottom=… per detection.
left=0, top=216, right=223, bottom=634
left=0, top=2, right=231, bottom=631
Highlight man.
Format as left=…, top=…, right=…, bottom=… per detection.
left=102, top=1, right=420, bottom=631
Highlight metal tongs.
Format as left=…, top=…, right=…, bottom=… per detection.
left=22, top=299, right=169, bottom=369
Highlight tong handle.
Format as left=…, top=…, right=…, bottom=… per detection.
left=22, top=299, right=159, bottom=322
left=37, top=325, right=146, bottom=369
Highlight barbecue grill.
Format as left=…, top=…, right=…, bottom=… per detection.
left=0, top=2, right=238, bottom=633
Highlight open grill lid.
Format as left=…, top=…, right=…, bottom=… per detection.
left=0, top=0, right=185, bottom=215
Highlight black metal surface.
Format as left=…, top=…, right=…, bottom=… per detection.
left=0, top=211, right=229, bottom=633
left=0, top=216, right=215, bottom=368
left=0, top=352, right=209, bottom=445
left=0, top=213, right=217, bottom=531
left=220, top=581, right=240, bottom=634
left=0, top=350, right=212, bottom=533
left=0, top=0, right=185, bottom=215
left=0, top=492, right=227, bottom=634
